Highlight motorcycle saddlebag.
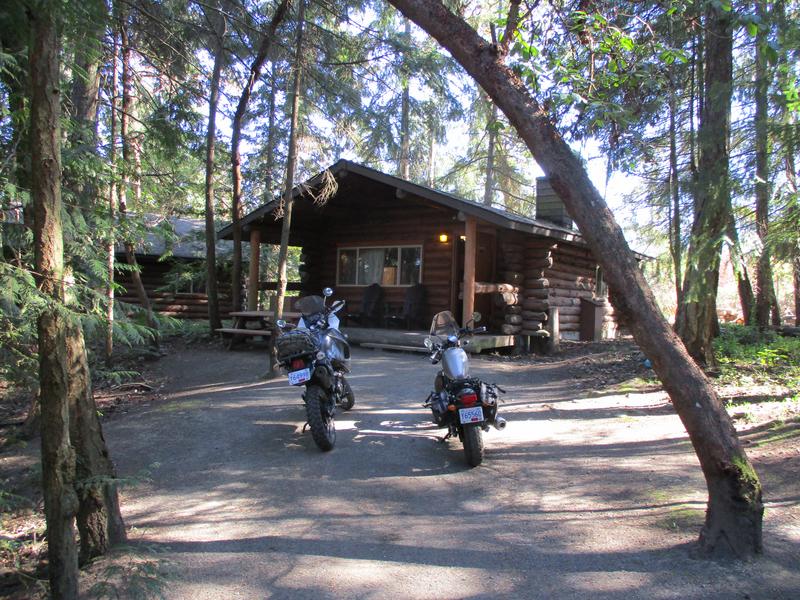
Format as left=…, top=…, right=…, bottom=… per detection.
left=276, top=330, right=317, bottom=361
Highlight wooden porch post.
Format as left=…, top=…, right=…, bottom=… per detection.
left=462, top=215, right=477, bottom=322
left=247, top=228, right=261, bottom=310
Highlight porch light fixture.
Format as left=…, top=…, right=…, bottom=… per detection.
left=460, top=235, right=466, bottom=241
left=438, top=233, right=449, bottom=243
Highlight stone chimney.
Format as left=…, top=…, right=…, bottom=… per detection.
left=535, top=176, right=573, bottom=229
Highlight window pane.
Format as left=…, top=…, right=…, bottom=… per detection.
left=357, top=248, right=387, bottom=285
left=382, top=248, right=399, bottom=285
left=400, top=247, right=421, bottom=285
left=338, top=249, right=357, bottom=285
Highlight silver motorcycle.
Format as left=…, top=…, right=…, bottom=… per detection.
left=424, top=311, right=506, bottom=467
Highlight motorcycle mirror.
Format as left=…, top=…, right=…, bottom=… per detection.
left=424, top=337, right=434, bottom=349
left=323, top=287, right=334, bottom=297
left=472, top=311, right=482, bottom=323
left=276, top=319, right=287, bottom=328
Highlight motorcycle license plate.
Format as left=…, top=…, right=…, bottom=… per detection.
left=459, top=406, right=484, bottom=424
left=288, top=368, right=311, bottom=386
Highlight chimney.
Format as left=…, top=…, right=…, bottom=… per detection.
left=536, top=177, right=573, bottom=229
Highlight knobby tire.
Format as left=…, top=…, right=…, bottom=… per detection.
left=305, top=385, right=335, bottom=451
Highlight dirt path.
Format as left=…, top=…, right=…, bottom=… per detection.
left=91, top=344, right=798, bottom=599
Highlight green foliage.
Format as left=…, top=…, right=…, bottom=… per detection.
left=714, top=324, right=800, bottom=388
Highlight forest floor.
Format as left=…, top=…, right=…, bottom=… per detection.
left=0, top=337, right=798, bottom=599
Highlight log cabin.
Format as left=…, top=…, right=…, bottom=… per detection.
left=116, top=215, right=233, bottom=319
left=218, top=160, right=639, bottom=345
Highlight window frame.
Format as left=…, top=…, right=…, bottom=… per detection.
left=336, top=245, right=423, bottom=287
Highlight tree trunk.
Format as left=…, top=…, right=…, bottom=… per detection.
left=753, top=3, right=777, bottom=329
left=275, top=0, right=306, bottom=320
left=398, top=18, right=411, bottom=180
left=674, top=5, right=734, bottom=368
left=30, top=6, right=80, bottom=596
left=667, top=74, right=682, bottom=305
left=727, top=216, right=754, bottom=325
left=483, top=100, right=497, bottom=207
left=264, top=61, right=278, bottom=201
left=204, top=4, right=226, bottom=332
left=230, top=0, right=291, bottom=312
left=387, top=0, right=763, bottom=558
left=66, top=319, right=126, bottom=564
left=106, top=33, right=119, bottom=365
left=119, top=12, right=158, bottom=342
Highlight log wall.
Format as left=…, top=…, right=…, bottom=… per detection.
left=116, top=256, right=233, bottom=319
left=302, top=204, right=458, bottom=326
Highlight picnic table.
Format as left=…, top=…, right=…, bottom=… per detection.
left=216, top=310, right=303, bottom=378
left=216, top=310, right=301, bottom=350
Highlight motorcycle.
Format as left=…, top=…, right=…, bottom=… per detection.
left=275, top=288, right=354, bottom=451
left=423, top=311, right=506, bottom=467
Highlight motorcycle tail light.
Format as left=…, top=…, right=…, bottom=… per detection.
left=459, top=392, right=478, bottom=406
left=291, top=358, right=306, bottom=370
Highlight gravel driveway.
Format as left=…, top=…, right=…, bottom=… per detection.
left=101, top=345, right=799, bottom=600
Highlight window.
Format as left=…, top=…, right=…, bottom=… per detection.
left=337, top=246, right=422, bottom=286
left=595, top=266, right=608, bottom=299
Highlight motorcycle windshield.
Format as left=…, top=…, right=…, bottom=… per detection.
left=295, top=295, right=326, bottom=318
left=430, top=311, right=461, bottom=337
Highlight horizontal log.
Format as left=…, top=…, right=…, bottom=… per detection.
left=499, top=271, right=523, bottom=283
left=468, top=282, right=520, bottom=294
left=521, top=310, right=547, bottom=321
left=523, top=269, right=546, bottom=280
left=555, top=305, right=581, bottom=316
left=524, top=256, right=554, bottom=270
left=553, top=244, right=593, bottom=259
left=548, top=296, right=581, bottom=307
left=548, top=262, right=596, bottom=277
left=500, top=324, right=522, bottom=334
left=520, top=329, right=548, bottom=337
left=505, top=314, right=523, bottom=325
left=559, top=322, right=579, bottom=332
left=521, top=319, right=543, bottom=328
left=523, top=278, right=549, bottom=289
left=522, top=298, right=550, bottom=311
left=496, top=292, right=520, bottom=306
left=523, top=237, right=559, bottom=248
left=549, top=288, right=594, bottom=300
left=522, top=288, right=549, bottom=299
left=558, top=314, right=580, bottom=323
left=505, top=305, right=523, bottom=315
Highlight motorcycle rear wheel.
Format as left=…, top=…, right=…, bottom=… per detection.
left=462, top=423, right=484, bottom=467
left=305, top=385, right=335, bottom=451
left=339, top=376, right=355, bottom=411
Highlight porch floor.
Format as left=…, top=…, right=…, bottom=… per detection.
left=340, top=326, right=516, bottom=353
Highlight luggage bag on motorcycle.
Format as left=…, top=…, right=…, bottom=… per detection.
left=276, top=329, right=317, bottom=361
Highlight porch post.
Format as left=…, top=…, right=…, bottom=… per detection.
left=247, top=228, right=261, bottom=310
left=462, top=215, right=477, bottom=322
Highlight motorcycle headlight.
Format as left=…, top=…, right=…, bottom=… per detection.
left=424, top=337, right=433, bottom=349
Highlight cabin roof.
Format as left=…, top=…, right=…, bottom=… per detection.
left=218, top=160, right=583, bottom=243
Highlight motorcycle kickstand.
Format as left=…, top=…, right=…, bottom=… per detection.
left=302, top=422, right=310, bottom=432
left=435, top=431, right=452, bottom=443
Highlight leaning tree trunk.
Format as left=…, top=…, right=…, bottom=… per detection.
left=204, top=4, right=226, bottom=332
left=484, top=100, right=498, bottom=207
left=674, top=5, right=735, bottom=368
left=66, top=319, right=126, bottom=564
left=275, top=0, right=306, bottom=320
left=230, top=0, right=290, bottom=312
left=119, top=12, right=158, bottom=342
left=387, top=0, right=763, bottom=557
left=29, top=5, right=80, bottom=596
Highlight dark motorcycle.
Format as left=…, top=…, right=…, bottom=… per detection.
left=275, top=288, right=354, bottom=451
left=424, top=311, right=506, bottom=467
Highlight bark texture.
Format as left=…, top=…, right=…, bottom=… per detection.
left=30, top=6, right=80, bottom=596
left=386, top=0, right=763, bottom=557
left=674, top=4, right=734, bottom=366
left=66, top=319, right=126, bottom=563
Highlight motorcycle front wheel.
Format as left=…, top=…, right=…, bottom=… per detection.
left=305, top=385, right=335, bottom=451
left=339, top=375, right=355, bottom=411
left=461, top=423, right=484, bottom=467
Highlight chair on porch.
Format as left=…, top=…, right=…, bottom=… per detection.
left=344, top=283, right=385, bottom=326
left=385, top=284, right=427, bottom=330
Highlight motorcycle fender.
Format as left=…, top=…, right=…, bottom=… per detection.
left=312, top=364, right=334, bottom=390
